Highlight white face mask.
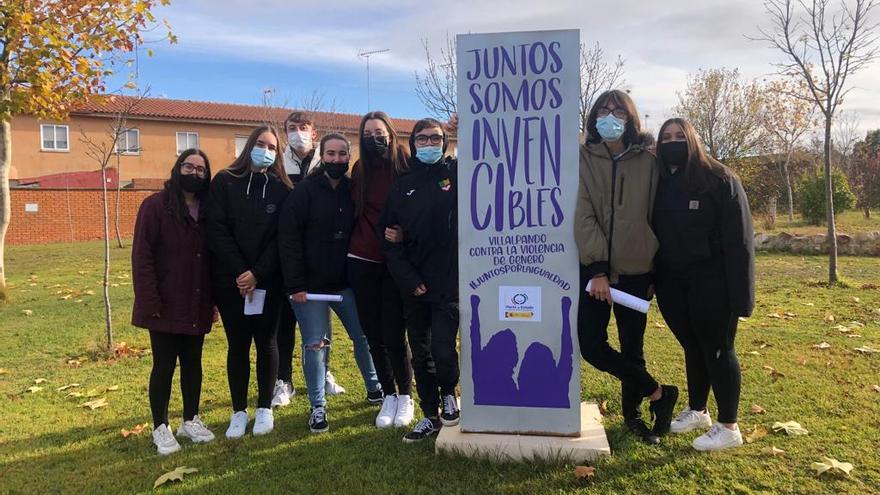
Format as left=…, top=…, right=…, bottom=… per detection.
left=288, top=131, right=312, bottom=152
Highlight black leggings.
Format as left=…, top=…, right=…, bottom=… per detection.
left=577, top=268, right=660, bottom=421
left=215, top=287, right=281, bottom=411
left=656, top=269, right=741, bottom=423
left=406, top=298, right=459, bottom=417
left=148, top=331, right=205, bottom=428
left=348, top=258, right=412, bottom=396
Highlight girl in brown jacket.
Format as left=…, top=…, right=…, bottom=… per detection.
left=574, top=90, right=678, bottom=444
left=132, top=149, right=215, bottom=455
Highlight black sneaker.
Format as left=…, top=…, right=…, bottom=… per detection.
left=440, top=395, right=460, bottom=426
left=625, top=417, right=661, bottom=445
left=309, top=406, right=329, bottom=433
left=403, top=417, right=440, bottom=443
left=649, top=385, right=679, bottom=436
left=366, top=388, right=384, bottom=404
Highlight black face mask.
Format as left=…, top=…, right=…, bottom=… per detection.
left=324, top=162, right=349, bottom=180
left=660, top=141, right=689, bottom=167
left=364, top=135, right=389, bottom=157
left=180, top=174, right=207, bottom=192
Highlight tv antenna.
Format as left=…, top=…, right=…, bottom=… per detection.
left=358, top=49, right=390, bottom=111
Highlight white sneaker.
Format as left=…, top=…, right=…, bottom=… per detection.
left=376, top=394, right=399, bottom=428
left=271, top=380, right=294, bottom=408
left=393, top=394, right=415, bottom=427
left=325, top=371, right=346, bottom=395
left=693, top=422, right=743, bottom=451
left=176, top=415, right=215, bottom=443
left=152, top=424, right=181, bottom=455
left=225, top=410, right=249, bottom=439
left=252, top=407, right=274, bottom=436
left=670, top=407, right=713, bottom=433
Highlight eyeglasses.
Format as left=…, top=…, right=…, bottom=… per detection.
left=181, top=163, right=207, bottom=176
left=597, top=107, right=628, bottom=119
left=414, top=134, right=444, bottom=146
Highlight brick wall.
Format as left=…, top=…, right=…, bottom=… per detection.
left=7, top=188, right=160, bottom=245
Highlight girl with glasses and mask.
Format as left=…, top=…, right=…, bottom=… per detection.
left=207, top=126, right=292, bottom=439
left=132, top=149, right=214, bottom=455
left=380, top=118, right=460, bottom=443
left=278, top=133, right=381, bottom=434
left=348, top=111, right=416, bottom=429
left=575, top=90, right=679, bottom=445
left=652, top=118, right=754, bottom=451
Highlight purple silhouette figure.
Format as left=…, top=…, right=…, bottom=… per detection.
left=470, top=294, right=573, bottom=408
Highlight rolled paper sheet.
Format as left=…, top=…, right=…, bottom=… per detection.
left=585, top=280, right=651, bottom=314
left=306, top=293, right=343, bottom=302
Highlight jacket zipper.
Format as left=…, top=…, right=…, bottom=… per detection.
left=607, top=149, right=618, bottom=276
left=618, top=175, right=625, bottom=207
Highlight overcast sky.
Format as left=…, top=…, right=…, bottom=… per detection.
left=124, top=0, right=880, bottom=137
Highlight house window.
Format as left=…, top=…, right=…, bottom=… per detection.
left=40, top=124, right=69, bottom=152
left=176, top=132, right=199, bottom=155
left=115, top=128, right=140, bottom=155
left=234, top=135, right=249, bottom=157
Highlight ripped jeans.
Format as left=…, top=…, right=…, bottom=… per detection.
left=291, top=288, right=380, bottom=408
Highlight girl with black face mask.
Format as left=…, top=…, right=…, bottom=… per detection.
left=653, top=118, right=755, bottom=452
left=348, top=112, right=416, bottom=429
left=278, top=133, right=381, bottom=433
left=132, top=148, right=215, bottom=455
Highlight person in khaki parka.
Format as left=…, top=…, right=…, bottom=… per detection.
left=574, top=89, right=679, bottom=445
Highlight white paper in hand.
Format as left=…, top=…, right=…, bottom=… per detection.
left=585, top=280, right=651, bottom=314
left=244, top=289, right=267, bottom=315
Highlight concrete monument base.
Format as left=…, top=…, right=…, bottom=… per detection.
left=435, top=402, right=611, bottom=463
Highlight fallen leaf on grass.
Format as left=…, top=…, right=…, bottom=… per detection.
left=598, top=400, right=609, bottom=416
left=85, top=388, right=104, bottom=398
left=66, top=359, right=81, bottom=366
left=59, top=294, right=72, bottom=300
left=121, top=422, right=150, bottom=438
left=34, top=378, right=47, bottom=384
left=750, top=404, right=766, bottom=414
left=26, top=386, right=43, bottom=393
left=0, top=368, right=7, bottom=375
left=21, top=310, right=33, bottom=316
left=56, top=383, right=80, bottom=391
left=154, top=467, right=199, bottom=488
left=824, top=314, right=836, bottom=323
left=846, top=334, right=862, bottom=338
left=802, top=302, right=815, bottom=307
left=66, top=391, right=84, bottom=398
left=81, top=398, right=108, bottom=410
left=812, top=457, right=853, bottom=476
left=767, top=313, right=782, bottom=319
left=763, top=365, right=785, bottom=380
left=812, top=342, right=831, bottom=350
left=574, top=465, right=595, bottom=480
left=772, top=421, right=809, bottom=435
left=762, top=446, right=785, bottom=457
left=106, top=385, right=120, bottom=392
left=744, top=425, right=768, bottom=443
left=797, top=358, right=808, bottom=365
left=854, top=346, right=878, bottom=354
left=747, top=350, right=761, bottom=356
left=784, top=312, right=797, bottom=318
left=852, top=297, right=861, bottom=303
left=83, top=290, right=95, bottom=296
left=871, top=385, right=880, bottom=393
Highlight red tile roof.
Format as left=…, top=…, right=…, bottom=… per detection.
left=72, top=95, right=420, bottom=134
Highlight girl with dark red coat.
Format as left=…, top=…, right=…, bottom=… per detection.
left=132, top=148, right=215, bottom=455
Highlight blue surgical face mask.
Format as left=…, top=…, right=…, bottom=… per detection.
left=416, top=146, right=443, bottom=165
left=250, top=147, right=276, bottom=169
left=596, top=114, right=626, bottom=142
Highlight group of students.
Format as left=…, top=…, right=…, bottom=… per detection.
left=132, top=88, right=754, bottom=457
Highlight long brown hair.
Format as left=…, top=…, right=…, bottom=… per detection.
left=656, top=118, right=732, bottom=193
left=163, top=148, right=211, bottom=224
left=222, top=126, right=293, bottom=189
left=351, top=111, right=409, bottom=217
left=585, top=89, right=642, bottom=146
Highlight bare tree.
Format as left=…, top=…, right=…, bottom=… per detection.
left=833, top=109, right=862, bottom=168
left=79, top=92, right=147, bottom=349
left=673, top=67, right=767, bottom=162
left=754, top=0, right=879, bottom=283
left=414, top=35, right=458, bottom=123
left=762, top=77, right=818, bottom=221
left=579, top=42, right=626, bottom=132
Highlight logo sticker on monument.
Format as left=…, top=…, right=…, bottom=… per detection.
left=499, top=286, right=541, bottom=322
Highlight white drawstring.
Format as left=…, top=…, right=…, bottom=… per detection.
left=261, top=173, right=268, bottom=199
left=246, top=171, right=254, bottom=197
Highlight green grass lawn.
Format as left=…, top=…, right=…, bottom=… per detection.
left=1, top=241, right=879, bottom=495
left=755, top=209, right=880, bottom=236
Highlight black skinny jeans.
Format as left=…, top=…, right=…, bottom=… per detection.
left=578, top=268, right=660, bottom=421
left=215, top=286, right=281, bottom=411
left=656, top=264, right=741, bottom=424
left=348, top=257, right=412, bottom=396
left=405, top=298, right=460, bottom=417
left=148, top=331, right=205, bottom=428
